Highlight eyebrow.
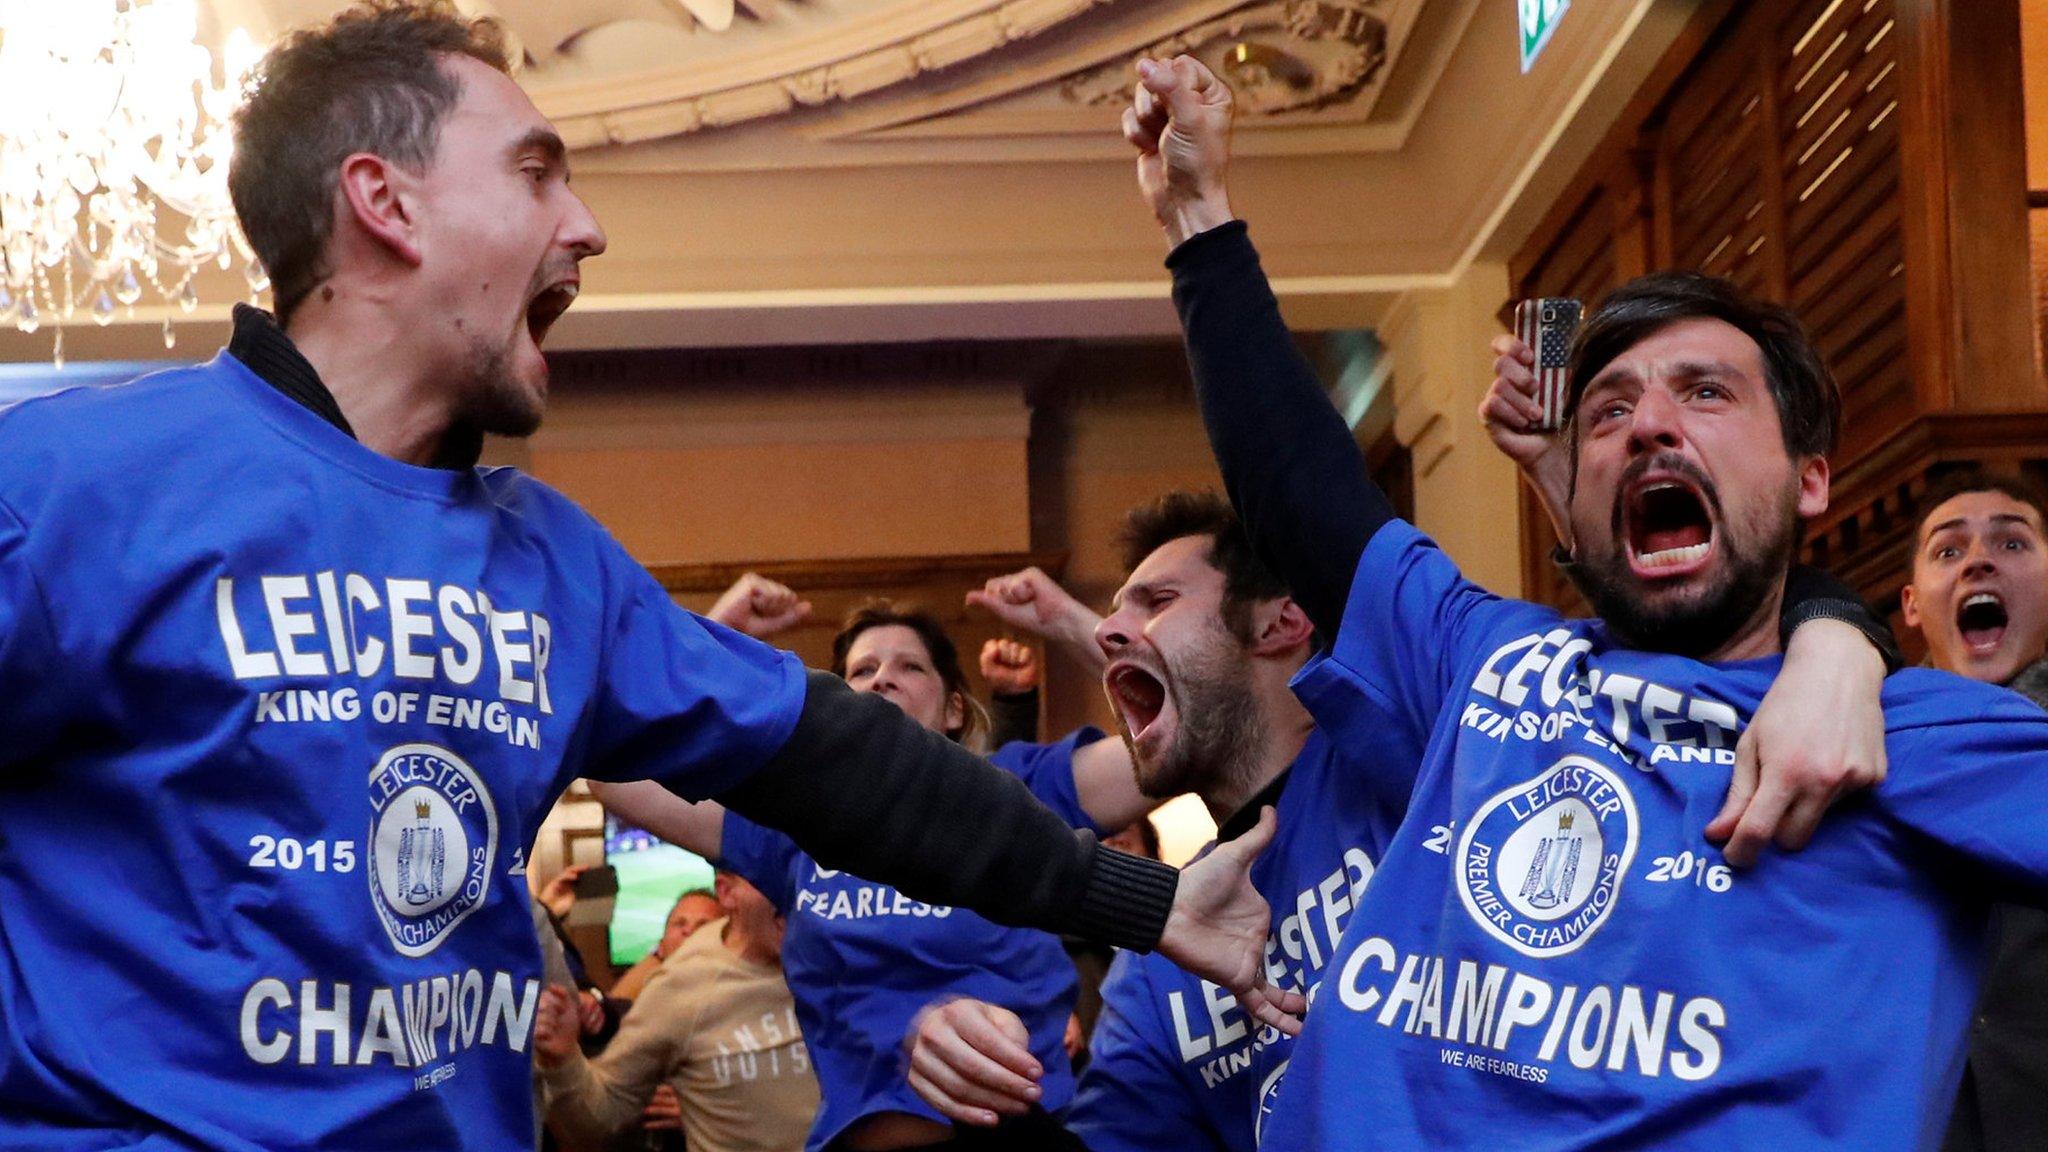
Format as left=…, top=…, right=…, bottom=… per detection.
left=1110, top=581, right=1153, bottom=612
left=1923, top=513, right=2042, bottom=541
left=1666, top=360, right=1747, bottom=381
left=509, top=127, right=569, bottom=178
left=1584, top=359, right=1749, bottom=394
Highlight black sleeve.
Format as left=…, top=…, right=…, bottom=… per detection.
left=1780, top=565, right=1904, bottom=673
left=1169, top=221, right=1397, bottom=640
left=712, top=672, right=1177, bottom=952
left=985, top=689, right=1041, bottom=749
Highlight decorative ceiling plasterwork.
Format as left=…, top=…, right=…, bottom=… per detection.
left=516, top=0, right=1121, bottom=147
left=1060, top=2, right=1387, bottom=118
left=490, top=0, right=1423, bottom=148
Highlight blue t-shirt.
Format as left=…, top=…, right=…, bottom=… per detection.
left=0, top=355, right=808, bottom=1151
left=1071, top=725, right=1406, bottom=1152
left=719, top=728, right=1109, bottom=1151
left=1260, top=520, right=2048, bottom=1152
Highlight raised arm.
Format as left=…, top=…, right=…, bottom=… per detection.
left=968, top=567, right=1106, bottom=674
left=1124, top=56, right=1394, bottom=641
left=969, top=566, right=1155, bottom=831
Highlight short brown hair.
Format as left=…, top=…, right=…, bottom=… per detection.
left=830, top=600, right=983, bottom=745
left=1119, top=490, right=1288, bottom=641
left=230, top=1, right=512, bottom=322
left=1914, top=468, right=2048, bottom=541
left=1567, top=272, right=1841, bottom=461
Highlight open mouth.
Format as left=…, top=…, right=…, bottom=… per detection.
left=1105, top=661, right=1169, bottom=745
left=1957, top=591, right=2009, bottom=653
left=524, top=279, right=579, bottom=347
left=1625, top=479, right=1716, bottom=577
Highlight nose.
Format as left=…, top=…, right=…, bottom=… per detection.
left=1962, top=538, right=1999, bottom=580
left=562, top=190, right=607, bottom=260
left=1094, top=609, right=1134, bottom=660
left=1626, top=386, right=1685, bottom=456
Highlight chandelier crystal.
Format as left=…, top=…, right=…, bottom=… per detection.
left=0, top=0, right=265, bottom=362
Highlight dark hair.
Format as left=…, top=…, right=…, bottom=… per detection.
left=1127, top=818, right=1162, bottom=861
left=230, top=1, right=513, bottom=323
left=1119, top=490, right=1289, bottom=641
left=1914, top=468, right=2048, bottom=539
left=830, top=600, right=982, bottom=744
left=1567, top=272, right=1841, bottom=460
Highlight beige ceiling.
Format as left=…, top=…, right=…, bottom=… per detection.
left=4, top=0, right=1701, bottom=363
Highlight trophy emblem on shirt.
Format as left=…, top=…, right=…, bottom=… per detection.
left=1519, top=809, right=1583, bottom=911
left=397, top=798, right=447, bottom=908
left=1458, top=755, right=1638, bottom=959
left=368, top=744, right=499, bottom=959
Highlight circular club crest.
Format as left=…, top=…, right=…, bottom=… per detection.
left=367, top=743, right=499, bottom=958
left=1455, top=755, right=1638, bottom=959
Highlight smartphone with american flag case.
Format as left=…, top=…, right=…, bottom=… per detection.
left=1514, top=297, right=1582, bottom=431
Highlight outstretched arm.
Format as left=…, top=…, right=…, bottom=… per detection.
left=586, top=780, right=724, bottom=862
left=716, top=676, right=1302, bottom=1031
left=1125, top=55, right=1394, bottom=641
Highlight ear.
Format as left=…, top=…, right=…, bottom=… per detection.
left=944, top=690, right=966, bottom=736
left=336, top=152, right=425, bottom=268
left=1796, top=454, right=1831, bottom=520
left=1248, top=597, right=1315, bottom=658
left=713, top=872, right=739, bottom=912
left=1900, top=582, right=1921, bottom=630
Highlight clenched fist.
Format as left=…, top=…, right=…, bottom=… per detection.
left=530, top=984, right=581, bottom=1068
left=978, top=638, right=1040, bottom=696
left=1122, top=54, right=1238, bottom=247
left=966, top=567, right=1102, bottom=671
left=707, top=572, right=812, bottom=640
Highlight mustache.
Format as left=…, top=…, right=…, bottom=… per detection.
left=1609, top=451, right=1724, bottom=539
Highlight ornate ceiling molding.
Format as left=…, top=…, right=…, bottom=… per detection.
left=520, top=0, right=1121, bottom=148
left=1059, top=1, right=1387, bottom=118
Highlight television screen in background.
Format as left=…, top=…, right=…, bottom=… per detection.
left=604, top=812, right=714, bottom=968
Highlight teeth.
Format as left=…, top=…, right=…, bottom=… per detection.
left=1965, top=593, right=2001, bottom=609
left=1636, top=542, right=1710, bottom=569
left=558, top=283, right=578, bottom=301
left=1643, top=482, right=1680, bottom=494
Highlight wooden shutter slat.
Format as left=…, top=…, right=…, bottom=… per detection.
left=1794, top=195, right=1900, bottom=313
left=1780, top=19, right=1897, bottom=164
left=1785, top=109, right=1899, bottom=236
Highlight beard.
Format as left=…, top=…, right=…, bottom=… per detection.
left=1127, top=630, right=1267, bottom=802
left=1569, top=460, right=1798, bottom=658
left=452, top=328, right=544, bottom=439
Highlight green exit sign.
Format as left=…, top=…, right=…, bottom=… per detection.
left=1519, top=0, right=1570, bottom=72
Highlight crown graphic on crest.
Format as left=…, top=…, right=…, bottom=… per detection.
left=415, top=799, right=432, bottom=820
left=1556, top=810, right=1575, bottom=832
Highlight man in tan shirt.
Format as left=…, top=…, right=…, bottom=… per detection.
left=535, top=872, right=817, bottom=1152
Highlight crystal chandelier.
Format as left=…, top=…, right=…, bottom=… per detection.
left=0, top=0, right=266, bottom=363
